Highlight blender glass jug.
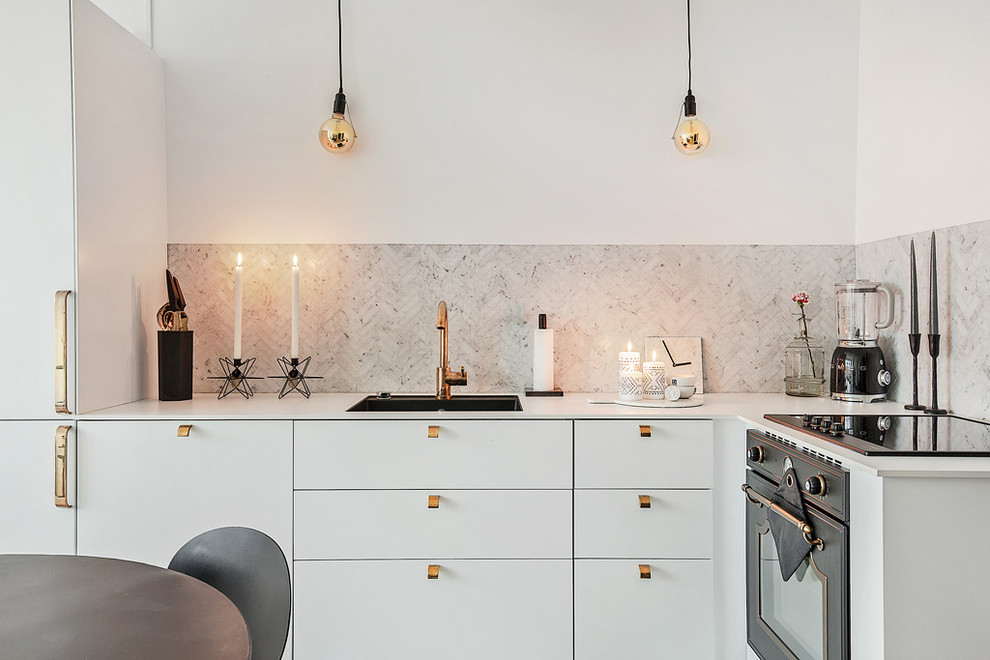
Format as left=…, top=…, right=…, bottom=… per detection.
left=835, top=280, right=894, bottom=345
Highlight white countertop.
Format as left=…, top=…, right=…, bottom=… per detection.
left=85, top=392, right=990, bottom=478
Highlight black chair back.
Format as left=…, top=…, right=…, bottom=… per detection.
left=169, top=527, right=290, bottom=660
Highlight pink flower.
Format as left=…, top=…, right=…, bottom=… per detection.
left=792, top=292, right=810, bottom=305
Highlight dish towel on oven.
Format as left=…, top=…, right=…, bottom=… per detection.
left=769, top=466, right=814, bottom=580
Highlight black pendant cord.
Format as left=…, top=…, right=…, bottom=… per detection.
left=337, top=0, right=344, bottom=92
left=686, top=0, right=692, bottom=93
left=671, top=0, right=693, bottom=138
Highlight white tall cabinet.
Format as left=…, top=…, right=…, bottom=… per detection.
left=0, top=0, right=167, bottom=553
left=0, top=422, right=76, bottom=554
left=0, top=0, right=166, bottom=420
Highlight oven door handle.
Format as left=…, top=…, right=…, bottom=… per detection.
left=741, top=484, right=825, bottom=551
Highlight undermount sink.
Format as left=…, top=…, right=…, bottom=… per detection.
left=347, top=394, right=523, bottom=412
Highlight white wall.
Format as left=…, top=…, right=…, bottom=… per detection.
left=153, top=0, right=860, bottom=245
left=856, top=0, right=990, bottom=244
left=91, top=0, right=150, bottom=46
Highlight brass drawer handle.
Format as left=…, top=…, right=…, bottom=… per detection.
left=427, top=425, right=440, bottom=438
left=177, top=425, right=193, bottom=437
left=639, top=425, right=651, bottom=437
left=55, top=426, right=71, bottom=508
left=427, top=565, right=440, bottom=579
left=639, top=564, right=651, bottom=579
left=55, top=291, right=70, bottom=414
left=638, top=495, right=651, bottom=508
left=428, top=495, right=440, bottom=509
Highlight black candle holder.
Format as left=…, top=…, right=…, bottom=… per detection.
left=209, top=357, right=260, bottom=399
left=904, top=333, right=926, bottom=411
left=268, top=356, right=322, bottom=399
left=924, top=334, right=947, bottom=415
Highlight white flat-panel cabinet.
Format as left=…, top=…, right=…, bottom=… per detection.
left=0, top=422, right=76, bottom=554
left=0, top=0, right=165, bottom=419
left=76, top=420, right=292, bottom=569
left=293, top=419, right=574, bottom=658
left=574, top=419, right=715, bottom=660
left=294, top=560, right=572, bottom=660
left=574, top=559, right=714, bottom=660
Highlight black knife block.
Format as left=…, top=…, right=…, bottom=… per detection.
left=158, top=331, right=193, bottom=401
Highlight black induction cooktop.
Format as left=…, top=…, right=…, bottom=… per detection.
left=764, top=413, right=990, bottom=456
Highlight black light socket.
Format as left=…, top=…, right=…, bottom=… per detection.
left=683, top=90, right=697, bottom=117
left=333, top=88, right=347, bottom=115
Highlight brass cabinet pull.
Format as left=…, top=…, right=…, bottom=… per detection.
left=639, top=564, right=651, bottom=579
left=638, top=495, right=651, bottom=508
left=427, top=425, right=440, bottom=438
left=55, top=426, right=71, bottom=508
left=55, top=291, right=70, bottom=414
left=639, top=425, right=651, bottom=437
left=427, top=565, right=440, bottom=579
left=177, top=425, right=192, bottom=437
left=427, top=495, right=440, bottom=509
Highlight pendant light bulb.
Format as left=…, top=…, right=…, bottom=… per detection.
left=673, top=91, right=710, bottom=156
left=320, top=89, right=355, bottom=153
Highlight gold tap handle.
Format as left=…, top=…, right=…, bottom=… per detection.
left=55, top=426, right=71, bottom=508
left=55, top=291, right=70, bottom=414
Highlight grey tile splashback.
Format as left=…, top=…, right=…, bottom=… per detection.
left=856, top=218, right=990, bottom=420
left=167, top=243, right=856, bottom=395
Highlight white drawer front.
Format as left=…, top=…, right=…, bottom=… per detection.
left=295, top=489, right=572, bottom=559
left=295, top=420, right=572, bottom=489
left=294, top=559, right=572, bottom=660
left=575, top=559, right=714, bottom=660
left=574, top=489, right=712, bottom=559
left=574, top=419, right=713, bottom=488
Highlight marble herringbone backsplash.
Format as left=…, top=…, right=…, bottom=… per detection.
left=168, top=243, right=854, bottom=394
left=856, top=218, right=990, bottom=420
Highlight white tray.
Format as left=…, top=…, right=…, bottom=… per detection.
left=586, top=395, right=704, bottom=409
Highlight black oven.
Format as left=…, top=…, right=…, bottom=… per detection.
left=744, top=430, right=849, bottom=660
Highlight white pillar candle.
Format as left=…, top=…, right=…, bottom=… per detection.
left=233, top=252, right=243, bottom=360
left=643, top=361, right=667, bottom=400
left=618, top=341, right=640, bottom=374
left=291, top=255, right=299, bottom=360
left=618, top=371, right=644, bottom=401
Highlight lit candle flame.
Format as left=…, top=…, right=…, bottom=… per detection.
left=653, top=350, right=657, bottom=362
left=627, top=341, right=632, bottom=352
left=237, top=252, right=242, bottom=267
left=293, top=255, right=298, bottom=267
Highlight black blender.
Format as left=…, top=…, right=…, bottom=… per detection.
left=830, top=280, right=895, bottom=402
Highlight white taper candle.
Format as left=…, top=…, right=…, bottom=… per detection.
left=291, top=255, right=300, bottom=359
left=233, top=253, right=243, bottom=360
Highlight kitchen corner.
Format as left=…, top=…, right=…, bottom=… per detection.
left=5, top=1, right=990, bottom=660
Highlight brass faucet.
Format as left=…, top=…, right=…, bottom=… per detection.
left=436, top=301, right=467, bottom=399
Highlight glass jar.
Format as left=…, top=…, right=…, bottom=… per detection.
left=784, top=320, right=827, bottom=397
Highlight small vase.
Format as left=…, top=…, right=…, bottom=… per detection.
left=784, top=320, right=827, bottom=397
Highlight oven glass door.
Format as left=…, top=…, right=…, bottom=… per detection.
left=759, top=522, right=826, bottom=659
left=746, top=471, right=848, bottom=660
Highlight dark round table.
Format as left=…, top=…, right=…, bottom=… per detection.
left=0, top=555, right=250, bottom=660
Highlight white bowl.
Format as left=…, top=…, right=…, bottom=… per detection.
left=677, top=385, right=696, bottom=398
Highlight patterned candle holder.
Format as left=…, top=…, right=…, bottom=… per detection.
left=642, top=362, right=667, bottom=400
left=618, top=371, right=644, bottom=401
